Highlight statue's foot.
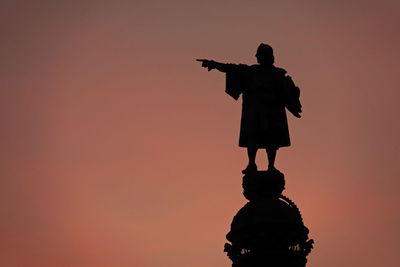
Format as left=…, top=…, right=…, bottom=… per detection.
left=242, top=163, right=257, bottom=174
left=268, top=165, right=277, bottom=171
left=267, top=165, right=281, bottom=174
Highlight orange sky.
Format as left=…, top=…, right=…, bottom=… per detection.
left=1, top=1, right=400, bottom=267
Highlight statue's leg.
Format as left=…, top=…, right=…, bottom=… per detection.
left=248, top=147, right=258, bottom=165
left=242, top=147, right=258, bottom=174
left=266, top=148, right=277, bottom=170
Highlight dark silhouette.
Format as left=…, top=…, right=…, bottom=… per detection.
left=225, top=170, right=313, bottom=267
left=197, top=43, right=302, bottom=174
left=197, top=44, right=313, bottom=266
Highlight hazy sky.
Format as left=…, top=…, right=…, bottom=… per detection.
left=1, top=1, right=400, bottom=266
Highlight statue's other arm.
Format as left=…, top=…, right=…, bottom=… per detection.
left=196, top=59, right=236, bottom=73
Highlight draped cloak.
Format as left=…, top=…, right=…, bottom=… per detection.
left=225, top=64, right=301, bottom=149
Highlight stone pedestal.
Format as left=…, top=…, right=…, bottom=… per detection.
left=224, top=170, right=313, bottom=267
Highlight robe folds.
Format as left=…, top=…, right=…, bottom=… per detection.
left=225, top=64, right=301, bottom=149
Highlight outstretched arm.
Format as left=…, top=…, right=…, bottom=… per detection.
left=196, top=59, right=234, bottom=73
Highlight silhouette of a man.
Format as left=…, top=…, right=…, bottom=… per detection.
left=197, top=44, right=301, bottom=173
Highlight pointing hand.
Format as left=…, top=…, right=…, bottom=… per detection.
left=196, top=59, right=216, bottom=71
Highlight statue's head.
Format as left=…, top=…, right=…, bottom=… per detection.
left=256, top=43, right=274, bottom=65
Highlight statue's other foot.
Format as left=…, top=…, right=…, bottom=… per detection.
left=268, top=165, right=277, bottom=171
left=242, top=163, right=257, bottom=174
left=267, top=165, right=281, bottom=174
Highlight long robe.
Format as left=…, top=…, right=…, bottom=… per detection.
left=225, top=64, right=300, bottom=149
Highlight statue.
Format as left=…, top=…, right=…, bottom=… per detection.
left=197, top=44, right=313, bottom=266
left=197, top=43, right=302, bottom=174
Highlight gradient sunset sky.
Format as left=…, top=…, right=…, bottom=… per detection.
left=1, top=1, right=400, bottom=267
